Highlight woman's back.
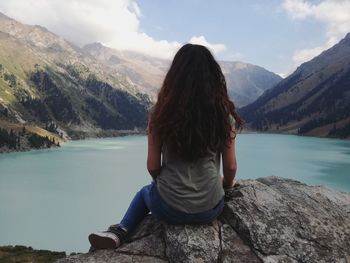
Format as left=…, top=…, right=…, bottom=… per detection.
left=157, top=143, right=223, bottom=213
left=156, top=113, right=237, bottom=213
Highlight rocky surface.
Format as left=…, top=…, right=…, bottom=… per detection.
left=57, top=176, right=350, bottom=263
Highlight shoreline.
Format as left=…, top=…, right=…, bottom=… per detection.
left=237, top=129, right=350, bottom=140
left=1, top=129, right=349, bottom=155
left=0, top=129, right=147, bottom=154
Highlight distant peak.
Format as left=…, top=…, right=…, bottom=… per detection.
left=34, top=24, right=50, bottom=32
left=0, top=12, right=12, bottom=20
left=85, top=42, right=103, bottom=48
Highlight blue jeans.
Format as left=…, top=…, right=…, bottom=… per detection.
left=120, top=182, right=224, bottom=231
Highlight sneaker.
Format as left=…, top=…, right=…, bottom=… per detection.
left=88, top=224, right=128, bottom=250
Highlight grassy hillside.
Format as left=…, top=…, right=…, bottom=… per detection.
left=0, top=12, right=151, bottom=151
left=0, top=245, right=66, bottom=263
left=240, top=33, right=350, bottom=139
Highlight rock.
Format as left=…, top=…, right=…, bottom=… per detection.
left=57, top=176, right=350, bottom=263
left=164, top=221, right=221, bottom=262
left=118, top=226, right=165, bottom=259
left=57, top=250, right=166, bottom=263
left=222, top=177, right=350, bottom=263
left=219, top=223, right=260, bottom=263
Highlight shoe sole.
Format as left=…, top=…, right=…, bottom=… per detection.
left=88, top=233, right=119, bottom=249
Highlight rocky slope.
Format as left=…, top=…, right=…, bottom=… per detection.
left=0, top=12, right=150, bottom=142
left=83, top=43, right=282, bottom=107
left=240, top=33, right=350, bottom=138
left=57, top=176, right=350, bottom=263
left=220, top=61, right=282, bottom=107
left=82, top=43, right=169, bottom=102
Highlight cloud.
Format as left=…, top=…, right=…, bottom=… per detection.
left=0, top=0, right=227, bottom=59
left=277, top=72, right=287, bottom=78
left=283, top=0, right=350, bottom=66
left=224, top=52, right=244, bottom=61
left=189, top=36, right=227, bottom=54
left=292, top=46, right=325, bottom=67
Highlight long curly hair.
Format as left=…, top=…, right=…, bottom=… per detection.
left=149, top=44, right=243, bottom=162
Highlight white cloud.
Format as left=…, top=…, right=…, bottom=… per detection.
left=277, top=72, right=287, bottom=78
left=0, top=0, right=227, bottom=59
left=189, top=36, right=227, bottom=54
left=224, top=52, right=244, bottom=61
left=283, top=0, right=350, bottom=66
left=292, top=46, right=325, bottom=66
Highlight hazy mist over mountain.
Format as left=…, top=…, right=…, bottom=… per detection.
left=83, top=42, right=282, bottom=107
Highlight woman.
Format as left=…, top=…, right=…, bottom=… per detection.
left=88, top=43, right=243, bottom=250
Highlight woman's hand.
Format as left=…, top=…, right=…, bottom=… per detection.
left=222, top=177, right=240, bottom=190
left=222, top=127, right=238, bottom=190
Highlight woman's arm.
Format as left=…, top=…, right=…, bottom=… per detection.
left=147, top=126, right=162, bottom=180
left=222, top=128, right=237, bottom=189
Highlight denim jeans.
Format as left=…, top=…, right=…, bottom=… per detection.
left=120, top=182, right=224, bottom=231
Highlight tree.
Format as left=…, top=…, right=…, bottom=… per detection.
left=3, top=108, right=8, bottom=117
left=17, top=136, right=20, bottom=148
left=4, top=73, right=17, bottom=87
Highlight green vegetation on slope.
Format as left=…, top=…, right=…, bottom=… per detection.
left=0, top=13, right=151, bottom=146
left=0, top=245, right=66, bottom=263
left=240, top=33, right=350, bottom=138
left=0, top=120, right=64, bottom=152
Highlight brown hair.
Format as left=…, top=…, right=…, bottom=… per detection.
left=149, top=43, right=243, bottom=161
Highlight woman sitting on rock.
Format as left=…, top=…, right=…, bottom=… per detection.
left=88, top=43, right=243, bottom=250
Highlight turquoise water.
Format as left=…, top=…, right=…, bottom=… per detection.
left=0, top=134, right=349, bottom=253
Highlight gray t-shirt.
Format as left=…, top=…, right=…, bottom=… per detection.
left=156, top=115, right=236, bottom=214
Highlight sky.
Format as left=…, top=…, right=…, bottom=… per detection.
left=1, top=0, right=350, bottom=76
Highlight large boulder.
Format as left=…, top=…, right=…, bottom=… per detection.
left=57, top=176, right=350, bottom=263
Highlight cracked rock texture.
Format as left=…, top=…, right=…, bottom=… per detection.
left=56, top=176, right=350, bottom=263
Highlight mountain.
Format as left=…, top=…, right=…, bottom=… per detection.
left=240, top=33, right=350, bottom=138
left=0, top=12, right=150, bottom=143
left=82, top=42, right=169, bottom=101
left=0, top=12, right=282, bottom=150
left=83, top=43, right=282, bottom=107
left=220, top=61, right=282, bottom=107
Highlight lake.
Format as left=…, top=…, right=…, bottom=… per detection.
left=0, top=134, right=350, bottom=253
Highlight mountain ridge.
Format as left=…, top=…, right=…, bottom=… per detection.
left=0, top=12, right=151, bottom=150
left=240, top=32, right=350, bottom=138
left=83, top=41, right=282, bottom=107
left=0, top=12, right=283, bottom=152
